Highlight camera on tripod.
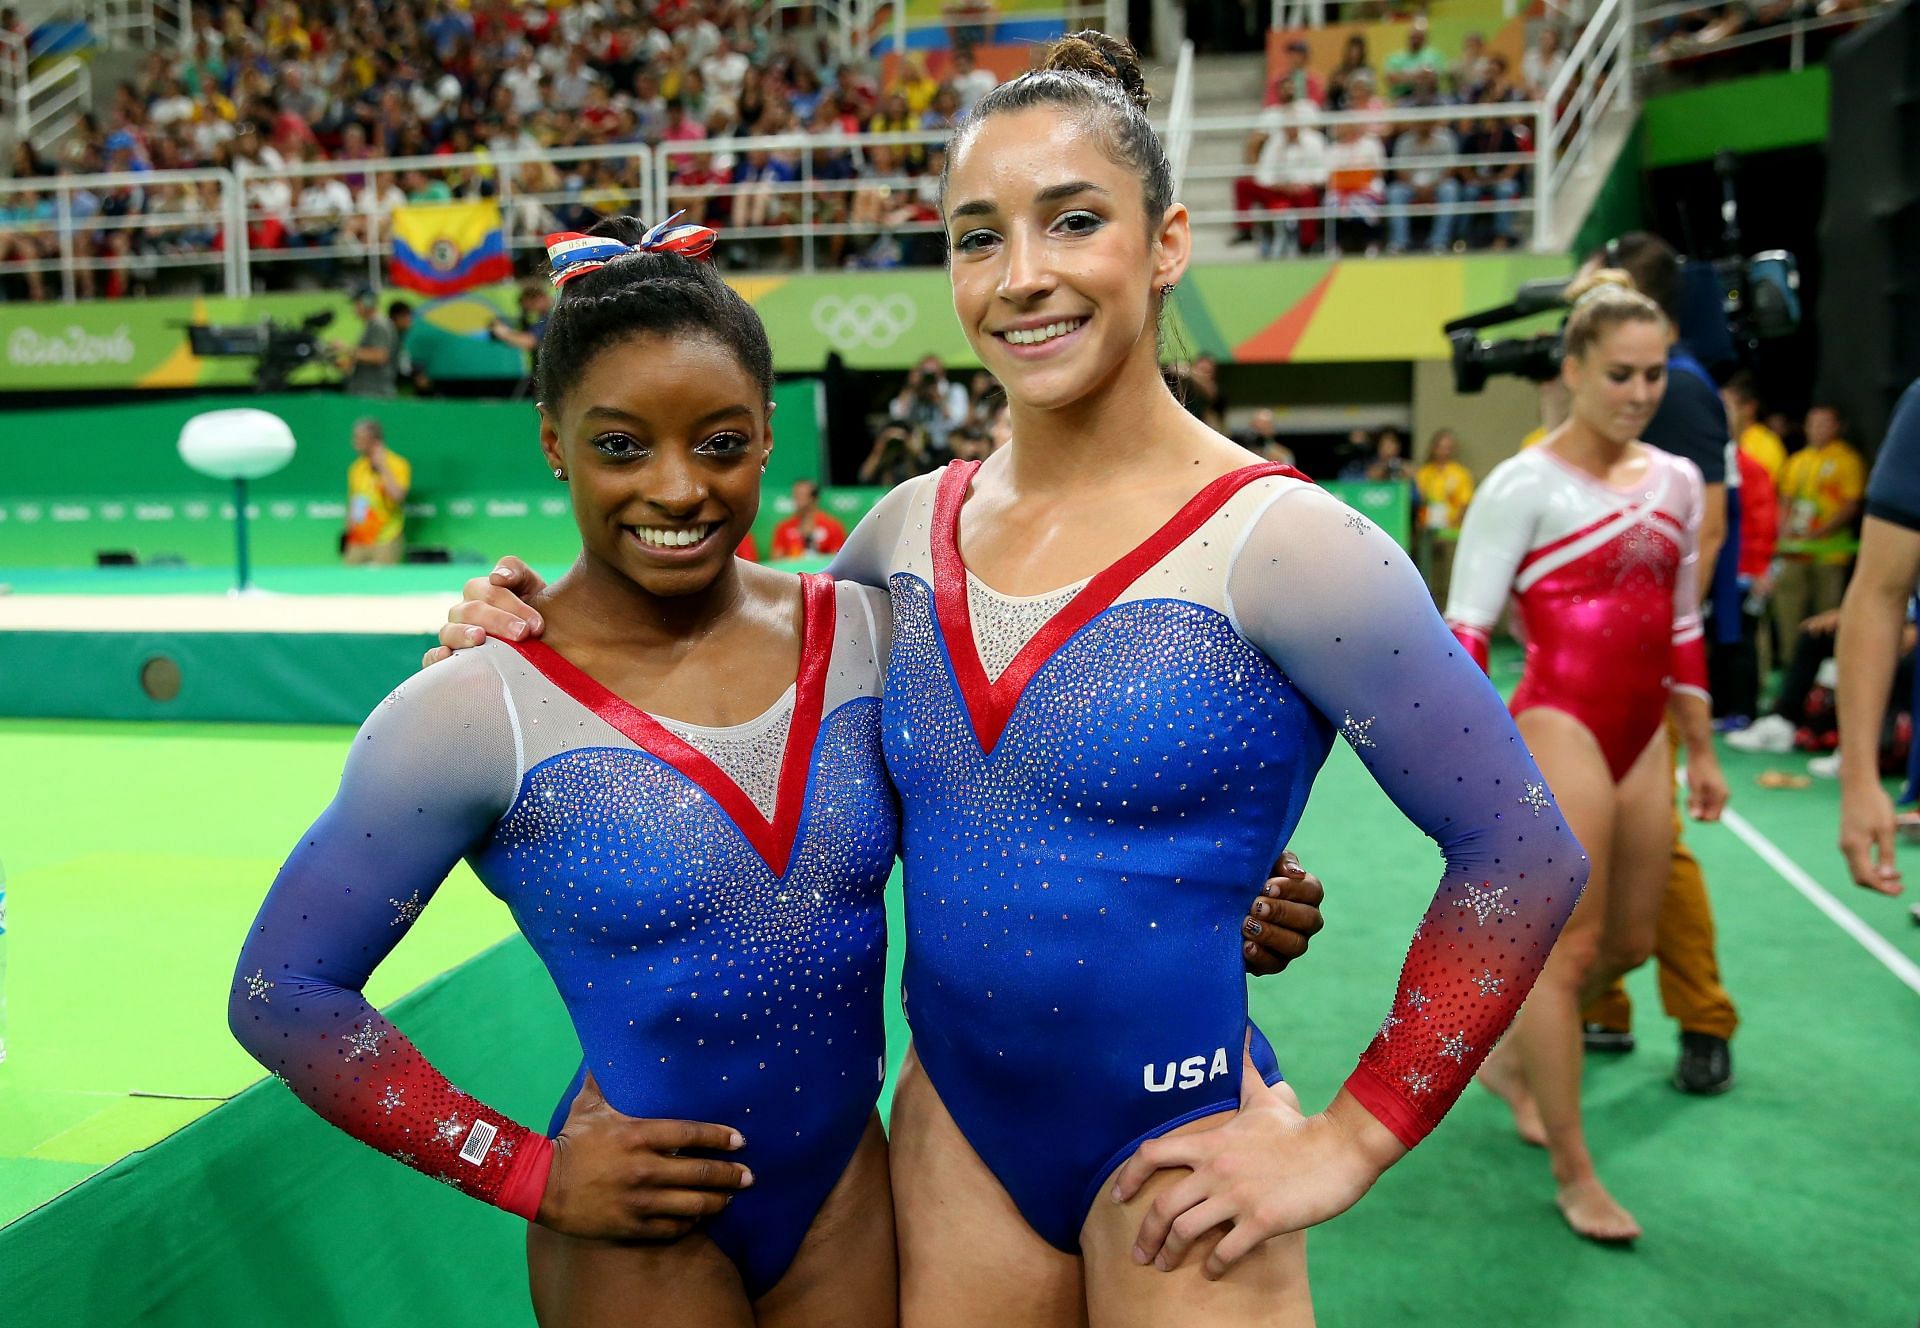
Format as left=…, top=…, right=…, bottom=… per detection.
left=1444, top=252, right=1802, bottom=395
left=1447, top=156, right=1802, bottom=394
left=183, top=310, right=336, bottom=392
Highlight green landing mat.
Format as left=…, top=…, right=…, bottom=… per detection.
left=2, top=716, right=1916, bottom=1325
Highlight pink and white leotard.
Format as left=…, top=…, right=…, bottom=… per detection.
left=1445, top=443, right=1710, bottom=781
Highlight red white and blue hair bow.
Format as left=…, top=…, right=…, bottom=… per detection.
left=544, top=213, right=719, bottom=287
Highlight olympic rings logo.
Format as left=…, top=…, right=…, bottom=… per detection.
left=811, top=294, right=917, bottom=350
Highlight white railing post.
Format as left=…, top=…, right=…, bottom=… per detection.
left=1533, top=101, right=1554, bottom=250
left=55, top=184, right=76, bottom=302
left=800, top=144, right=815, bottom=273
left=233, top=158, right=253, bottom=297
left=220, top=169, right=240, bottom=297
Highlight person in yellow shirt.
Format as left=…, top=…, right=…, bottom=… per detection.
left=1768, top=402, right=1864, bottom=647
left=1722, top=371, right=1784, bottom=481
left=894, top=53, right=939, bottom=118
left=343, top=417, right=412, bottom=566
left=1414, top=428, right=1474, bottom=602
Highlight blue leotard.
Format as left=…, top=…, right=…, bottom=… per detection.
left=229, top=574, right=898, bottom=1295
left=833, top=463, right=1586, bottom=1252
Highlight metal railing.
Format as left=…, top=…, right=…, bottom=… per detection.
left=650, top=129, right=948, bottom=273
left=90, top=0, right=192, bottom=49
left=1165, top=40, right=1197, bottom=193
left=1535, top=0, right=1634, bottom=245
left=230, top=143, right=658, bottom=297
left=1, top=0, right=190, bottom=153
left=1176, top=100, right=1543, bottom=256
left=0, top=166, right=238, bottom=301
left=1637, top=0, right=1891, bottom=74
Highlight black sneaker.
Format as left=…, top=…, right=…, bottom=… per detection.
left=1582, top=1023, right=1636, bottom=1053
left=1673, top=1032, right=1734, bottom=1094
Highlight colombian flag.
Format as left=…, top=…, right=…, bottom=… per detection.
left=390, top=201, right=511, bottom=296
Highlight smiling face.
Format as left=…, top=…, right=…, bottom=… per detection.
left=539, top=332, right=771, bottom=599
left=944, top=106, right=1186, bottom=415
left=1565, top=318, right=1669, bottom=446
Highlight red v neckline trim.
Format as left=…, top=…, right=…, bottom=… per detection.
left=505, top=572, right=835, bottom=878
left=930, top=459, right=1304, bottom=755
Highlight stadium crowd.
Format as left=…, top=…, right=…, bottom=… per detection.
left=1232, top=17, right=1571, bottom=257
left=1, top=0, right=998, bottom=296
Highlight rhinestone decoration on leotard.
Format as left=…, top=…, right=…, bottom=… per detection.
left=659, top=696, right=795, bottom=821
left=478, top=701, right=895, bottom=1182
left=231, top=625, right=898, bottom=1238
left=885, top=573, right=1333, bottom=1247
left=965, top=574, right=1086, bottom=681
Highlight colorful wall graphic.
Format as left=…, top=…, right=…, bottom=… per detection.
left=0, top=254, right=1570, bottom=392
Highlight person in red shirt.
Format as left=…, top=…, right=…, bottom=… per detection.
left=1711, top=446, right=1779, bottom=723
left=770, top=479, right=848, bottom=559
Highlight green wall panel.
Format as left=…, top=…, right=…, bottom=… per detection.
left=1642, top=66, right=1830, bottom=168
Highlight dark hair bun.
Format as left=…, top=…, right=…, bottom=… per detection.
left=583, top=214, right=651, bottom=247
left=1042, top=31, right=1151, bottom=113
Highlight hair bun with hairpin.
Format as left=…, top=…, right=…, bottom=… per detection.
left=1042, top=30, right=1152, bottom=113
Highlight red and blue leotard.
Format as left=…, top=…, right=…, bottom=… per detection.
left=229, top=574, right=898, bottom=1296
left=833, top=461, right=1588, bottom=1252
left=1446, top=443, right=1709, bottom=780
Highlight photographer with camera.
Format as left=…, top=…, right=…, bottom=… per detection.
left=858, top=419, right=936, bottom=487
left=332, top=285, right=399, bottom=399
left=888, top=354, right=970, bottom=456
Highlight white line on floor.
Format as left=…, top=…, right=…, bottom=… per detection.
left=1719, top=807, right=1920, bottom=997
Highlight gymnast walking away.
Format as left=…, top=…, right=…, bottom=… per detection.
left=231, top=222, right=903, bottom=1328
left=434, top=34, right=1586, bottom=1324
left=1446, top=270, right=1730, bottom=1243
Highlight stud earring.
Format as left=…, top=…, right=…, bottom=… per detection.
left=552, top=467, right=566, bottom=480
left=1160, top=283, right=1177, bottom=296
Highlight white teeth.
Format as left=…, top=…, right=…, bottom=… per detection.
left=631, top=523, right=716, bottom=549
left=1004, top=318, right=1084, bottom=346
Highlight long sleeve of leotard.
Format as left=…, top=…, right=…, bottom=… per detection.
left=1228, top=482, right=1588, bottom=1148
left=828, top=474, right=927, bottom=589
left=228, top=652, right=553, bottom=1219
left=1668, top=456, right=1710, bottom=701
left=1442, top=454, right=1540, bottom=671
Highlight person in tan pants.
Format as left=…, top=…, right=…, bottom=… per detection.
left=1581, top=719, right=1739, bottom=1092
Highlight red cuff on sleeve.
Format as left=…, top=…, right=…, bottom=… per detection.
left=1450, top=623, right=1491, bottom=674
left=1344, top=1063, right=1434, bottom=1151
left=493, top=1131, right=555, bottom=1223
left=1670, top=634, right=1709, bottom=694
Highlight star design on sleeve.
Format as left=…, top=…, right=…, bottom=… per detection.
left=1406, top=986, right=1432, bottom=1013
left=1341, top=711, right=1377, bottom=749
left=1457, top=882, right=1516, bottom=927
left=433, top=1114, right=467, bottom=1146
left=394, top=1151, right=418, bottom=1166
left=1437, top=1030, right=1471, bottom=1062
left=490, top=1134, right=516, bottom=1162
left=1344, top=511, right=1369, bottom=532
left=243, top=969, right=275, bottom=1002
left=1378, top=1011, right=1401, bottom=1041
left=1472, top=968, right=1506, bottom=997
left=342, top=1020, right=389, bottom=1060
left=389, top=889, right=424, bottom=927
left=379, top=1084, right=406, bottom=1113
left=1519, top=782, right=1551, bottom=816
left=1402, top=1069, right=1435, bottom=1095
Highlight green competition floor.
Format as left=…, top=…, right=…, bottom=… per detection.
left=1, top=713, right=1915, bottom=1324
